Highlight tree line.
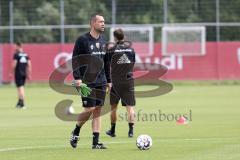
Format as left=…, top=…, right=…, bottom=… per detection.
left=0, top=0, right=239, bottom=43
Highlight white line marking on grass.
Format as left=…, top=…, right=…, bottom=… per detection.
left=0, top=145, right=67, bottom=152
left=159, top=137, right=240, bottom=142
left=0, top=137, right=239, bottom=152
left=0, top=141, right=134, bottom=152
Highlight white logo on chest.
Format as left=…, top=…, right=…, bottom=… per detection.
left=117, top=54, right=131, bottom=64
left=20, top=56, right=27, bottom=63
left=96, top=43, right=100, bottom=49
left=90, top=44, right=94, bottom=50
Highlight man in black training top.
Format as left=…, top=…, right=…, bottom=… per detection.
left=11, top=42, right=31, bottom=109
left=70, top=14, right=108, bottom=149
left=105, top=28, right=136, bottom=138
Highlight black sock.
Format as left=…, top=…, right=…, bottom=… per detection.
left=19, top=99, right=24, bottom=106
left=73, top=124, right=81, bottom=135
left=128, top=123, right=134, bottom=132
left=111, top=123, right=116, bottom=133
left=92, top=132, right=99, bottom=145
left=17, top=99, right=20, bottom=105
left=17, top=99, right=21, bottom=104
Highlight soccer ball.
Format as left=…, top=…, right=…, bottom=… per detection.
left=66, top=106, right=75, bottom=114
left=136, top=134, right=152, bottom=150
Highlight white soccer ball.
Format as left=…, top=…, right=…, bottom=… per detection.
left=66, top=106, right=75, bottom=114
left=136, top=134, right=152, bottom=150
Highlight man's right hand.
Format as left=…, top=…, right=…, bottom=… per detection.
left=27, top=74, right=32, bottom=80
left=73, top=79, right=82, bottom=87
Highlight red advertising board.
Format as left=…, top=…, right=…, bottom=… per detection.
left=1, top=42, right=240, bottom=82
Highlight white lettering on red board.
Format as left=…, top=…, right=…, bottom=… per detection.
left=237, top=48, right=240, bottom=64
left=54, top=52, right=183, bottom=73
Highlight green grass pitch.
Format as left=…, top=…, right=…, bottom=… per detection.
left=0, top=82, right=240, bottom=160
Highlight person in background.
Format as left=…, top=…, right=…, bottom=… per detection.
left=11, top=42, right=31, bottom=109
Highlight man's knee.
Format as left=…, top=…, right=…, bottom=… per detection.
left=84, top=107, right=96, bottom=113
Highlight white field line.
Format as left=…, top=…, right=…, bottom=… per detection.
left=0, top=137, right=239, bottom=152
left=0, top=141, right=133, bottom=152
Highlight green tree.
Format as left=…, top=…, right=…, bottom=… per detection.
left=1, top=0, right=240, bottom=42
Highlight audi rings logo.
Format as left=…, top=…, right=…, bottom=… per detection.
left=54, top=52, right=72, bottom=73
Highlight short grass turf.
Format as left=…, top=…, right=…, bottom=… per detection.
left=0, top=82, right=240, bottom=160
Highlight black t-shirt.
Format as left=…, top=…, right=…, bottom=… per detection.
left=72, top=32, right=107, bottom=85
left=13, top=52, right=30, bottom=77
left=105, top=41, right=135, bottom=83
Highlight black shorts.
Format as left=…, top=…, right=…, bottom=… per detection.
left=15, top=75, right=26, bottom=87
left=81, top=85, right=106, bottom=107
left=110, top=81, right=135, bottom=106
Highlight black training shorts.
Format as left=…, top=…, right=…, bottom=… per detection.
left=110, top=79, right=135, bottom=106
left=15, top=75, right=26, bottom=87
left=81, top=84, right=106, bottom=107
